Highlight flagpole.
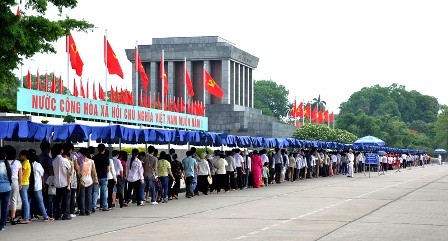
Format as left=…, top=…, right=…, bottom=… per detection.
left=66, top=35, right=70, bottom=95
left=135, top=41, right=139, bottom=106
left=302, top=99, right=305, bottom=126
left=294, top=96, right=297, bottom=127
left=20, top=64, right=23, bottom=88
left=309, top=102, right=312, bottom=124
left=105, top=29, right=108, bottom=101
left=184, top=57, right=187, bottom=114
left=161, top=49, right=165, bottom=111
left=203, top=63, right=206, bottom=116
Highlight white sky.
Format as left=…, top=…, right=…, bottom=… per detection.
left=15, top=0, right=448, bottom=113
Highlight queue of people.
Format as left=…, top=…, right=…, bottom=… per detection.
left=0, top=142, right=440, bottom=231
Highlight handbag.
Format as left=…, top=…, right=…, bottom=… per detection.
left=207, top=175, right=213, bottom=185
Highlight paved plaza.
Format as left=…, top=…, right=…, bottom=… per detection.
left=2, top=164, right=447, bottom=241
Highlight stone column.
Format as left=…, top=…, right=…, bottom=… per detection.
left=150, top=61, right=156, bottom=95
left=249, top=68, right=253, bottom=108
left=241, top=65, right=245, bottom=107
left=168, top=61, right=174, bottom=96
left=203, top=60, right=210, bottom=104
left=236, top=63, right=240, bottom=105
left=231, top=61, right=235, bottom=104
left=221, top=59, right=230, bottom=104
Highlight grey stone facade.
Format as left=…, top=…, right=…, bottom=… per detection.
left=206, top=104, right=297, bottom=138
left=125, top=36, right=296, bottom=138
left=125, top=36, right=258, bottom=107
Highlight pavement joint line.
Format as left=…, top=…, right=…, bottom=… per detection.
left=71, top=177, right=350, bottom=241
left=315, top=167, right=448, bottom=241
left=238, top=166, right=448, bottom=240
left=234, top=236, right=248, bottom=240
left=260, top=227, right=271, bottom=231
left=248, top=231, right=259, bottom=235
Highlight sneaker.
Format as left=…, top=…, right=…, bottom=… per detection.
left=0, top=227, right=6, bottom=231
left=150, top=202, right=158, bottom=205
left=137, top=203, right=144, bottom=206
left=70, top=214, right=76, bottom=218
left=43, top=217, right=54, bottom=222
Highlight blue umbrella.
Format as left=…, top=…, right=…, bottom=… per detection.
left=353, top=135, right=386, bottom=147
left=434, top=148, right=447, bottom=153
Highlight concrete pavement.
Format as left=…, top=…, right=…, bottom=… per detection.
left=1, top=164, right=447, bottom=241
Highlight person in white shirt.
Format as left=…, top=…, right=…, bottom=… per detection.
left=5, top=145, right=22, bottom=225
left=126, top=149, right=144, bottom=206
left=438, top=154, right=442, bottom=165
left=196, top=153, right=211, bottom=195
left=32, top=156, right=53, bottom=221
left=111, top=150, right=124, bottom=208
left=214, top=153, right=228, bottom=193
left=107, top=151, right=117, bottom=209
left=233, top=149, right=245, bottom=190
left=347, top=149, right=355, bottom=178
left=380, top=155, right=387, bottom=175
left=51, top=144, right=72, bottom=220
left=225, top=151, right=236, bottom=191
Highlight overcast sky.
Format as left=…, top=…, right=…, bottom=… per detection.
left=15, top=0, right=448, bottom=113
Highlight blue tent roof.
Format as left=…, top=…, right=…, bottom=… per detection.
left=0, top=121, right=425, bottom=153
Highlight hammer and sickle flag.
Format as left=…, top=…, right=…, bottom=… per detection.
left=104, top=36, right=124, bottom=79
left=67, top=34, right=84, bottom=77
left=204, top=69, right=224, bottom=98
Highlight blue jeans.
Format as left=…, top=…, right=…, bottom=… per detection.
left=144, top=176, right=156, bottom=202
left=34, top=190, right=49, bottom=219
left=0, top=191, right=11, bottom=230
left=159, top=176, right=169, bottom=200
left=99, top=178, right=108, bottom=210
left=192, top=173, right=198, bottom=193
left=19, top=184, right=30, bottom=220
left=92, top=184, right=99, bottom=210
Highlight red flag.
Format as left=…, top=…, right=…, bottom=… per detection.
left=67, top=34, right=84, bottom=77
left=304, top=104, right=311, bottom=117
left=185, top=62, right=194, bottom=97
left=86, top=80, right=90, bottom=98
left=147, top=92, right=151, bottom=108
left=99, top=83, right=105, bottom=100
left=135, top=48, right=149, bottom=91
left=59, top=75, right=64, bottom=94
left=311, top=107, right=318, bottom=122
left=16, top=6, right=21, bottom=17
left=73, top=79, right=79, bottom=97
left=323, top=110, right=329, bottom=122
left=44, top=73, right=48, bottom=92
left=116, top=87, right=120, bottom=103
left=204, top=69, right=224, bottom=98
left=296, top=102, right=303, bottom=117
left=160, top=56, right=168, bottom=95
left=36, top=70, right=41, bottom=91
left=318, top=110, right=324, bottom=123
left=51, top=74, right=56, bottom=93
left=80, top=80, right=85, bottom=98
left=290, top=99, right=297, bottom=118
left=26, top=70, right=31, bottom=89
left=329, top=112, right=334, bottom=124
left=104, top=36, right=124, bottom=78
left=93, top=81, right=97, bottom=100
left=110, top=86, right=115, bottom=102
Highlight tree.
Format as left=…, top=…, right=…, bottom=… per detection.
left=312, top=94, right=326, bottom=111
left=254, top=80, right=289, bottom=119
left=292, top=124, right=358, bottom=144
left=1, top=0, right=93, bottom=95
left=337, top=83, right=440, bottom=150
left=0, top=73, right=71, bottom=112
left=434, top=108, right=448, bottom=150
